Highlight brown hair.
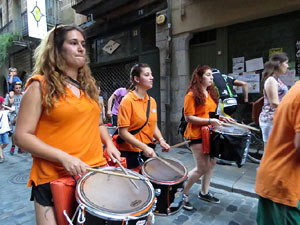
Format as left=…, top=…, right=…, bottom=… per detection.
left=187, top=65, right=218, bottom=106
left=31, top=24, right=99, bottom=111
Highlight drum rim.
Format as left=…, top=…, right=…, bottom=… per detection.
left=141, top=157, right=188, bottom=185
left=212, top=126, right=251, bottom=136
left=75, top=167, right=156, bottom=221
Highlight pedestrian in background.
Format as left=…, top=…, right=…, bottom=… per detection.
left=107, top=86, right=128, bottom=126
left=182, top=65, right=234, bottom=210
left=0, top=96, right=14, bottom=163
left=212, top=68, right=248, bottom=117
left=14, top=24, right=120, bottom=225
left=255, top=80, right=300, bottom=225
left=5, top=81, right=24, bottom=155
left=259, top=52, right=289, bottom=149
left=6, top=67, right=22, bottom=93
left=117, top=63, right=170, bottom=170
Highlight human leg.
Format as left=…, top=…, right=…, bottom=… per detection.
left=112, top=114, right=118, bottom=127
left=183, top=143, right=212, bottom=210
left=34, top=201, right=58, bottom=225
left=31, top=183, right=57, bottom=225
left=0, top=133, right=5, bottom=162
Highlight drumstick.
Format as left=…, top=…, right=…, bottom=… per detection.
left=156, top=157, right=185, bottom=176
left=116, top=159, right=139, bottom=190
left=86, top=168, right=142, bottom=180
left=228, top=121, right=260, bottom=132
left=170, top=140, right=191, bottom=149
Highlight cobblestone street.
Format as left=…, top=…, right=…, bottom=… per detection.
left=0, top=146, right=258, bottom=225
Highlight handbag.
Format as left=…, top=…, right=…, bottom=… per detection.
left=252, top=97, right=264, bottom=125
left=113, top=98, right=151, bottom=144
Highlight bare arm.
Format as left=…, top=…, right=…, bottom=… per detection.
left=185, top=115, right=222, bottom=127
left=8, top=75, right=14, bottom=84
left=153, top=124, right=170, bottom=152
left=265, top=78, right=280, bottom=107
left=119, top=126, right=157, bottom=157
left=234, top=80, right=248, bottom=102
left=99, top=121, right=121, bottom=162
left=107, top=94, right=116, bottom=117
left=14, top=81, right=89, bottom=175
left=295, top=132, right=300, bottom=153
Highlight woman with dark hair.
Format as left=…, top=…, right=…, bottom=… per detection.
left=183, top=65, right=234, bottom=210
left=14, top=25, right=120, bottom=225
left=117, top=63, right=170, bottom=171
left=259, top=53, right=289, bottom=148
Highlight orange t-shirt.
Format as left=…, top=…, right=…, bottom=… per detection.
left=184, top=91, right=217, bottom=139
left=255, top=81, right=300, bottom=207
left=26, top=75, right=107, bottom=187
left=117, top=90, right=157, bottom=152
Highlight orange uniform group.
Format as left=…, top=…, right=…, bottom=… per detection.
left=183, top=91, right=217, bottom=140
left=26, top=75, right=107, bottom=187
left=117, top=90, right=157, bottom=152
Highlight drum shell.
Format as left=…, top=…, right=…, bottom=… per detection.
left=210, top=128, right=251, bottom=167
left=75, top=167, right=155, bottom=224
left=141, top=158, right=187, bottom=215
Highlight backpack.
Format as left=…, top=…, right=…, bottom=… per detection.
left=178, top=108, right=187, bottom=136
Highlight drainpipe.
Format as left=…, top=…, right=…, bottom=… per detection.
left=165, top=0, right=172, bottom=142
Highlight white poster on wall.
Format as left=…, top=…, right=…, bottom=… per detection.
left=232, top=57, right=245, bottom=73
left=280, top=69, right=296, bottom=88
left=245, top=57, right=264, bottom=72
left=230, top=72, right=260, bottom=93
left=27, top=0, right=47, bottom=39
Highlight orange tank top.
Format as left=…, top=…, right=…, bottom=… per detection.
left=26, top=75, right=107, bottom=186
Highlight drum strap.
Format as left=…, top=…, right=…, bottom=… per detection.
left=114, top=98, right=151, bottom=144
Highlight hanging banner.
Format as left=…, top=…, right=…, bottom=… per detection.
left=27, top=0, right=47, bottom=39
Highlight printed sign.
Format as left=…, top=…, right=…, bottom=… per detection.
left=103, top=40, right=120, bottom=54
left=27, top=0, right=47, bottom=39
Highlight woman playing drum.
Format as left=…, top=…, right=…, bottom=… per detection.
left=14, top=25, right=121, bottom=225
left=117, top=63, right=170, bottom=170
left=183, top=65, right=234, bottom=210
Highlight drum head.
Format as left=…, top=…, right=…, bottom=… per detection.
left=212, top=126, right=250, bottom=136
left=142, top=158, right=187, bottom=184
left=76, top=167, right=155, bottom=220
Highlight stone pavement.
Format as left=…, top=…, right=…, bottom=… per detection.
left=0, top=144, right=259, bottom=225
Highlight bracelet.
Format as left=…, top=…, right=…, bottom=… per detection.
left=158, top=137, right=165, bottom=143
left=208, top=118, right=211, bottom=124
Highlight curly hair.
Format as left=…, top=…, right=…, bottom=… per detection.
left=187, top=65, right=218, bottom=106
left=31, top=24, right=99, bottom=111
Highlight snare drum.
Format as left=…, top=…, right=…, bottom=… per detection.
left=76, top=167, right=156, bottom=225
left=141, top=158, right=187, bottom=216
left=210, top=126, right=251, bottom=167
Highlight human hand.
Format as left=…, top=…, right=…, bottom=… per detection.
left=107, top=111, right=112, bottom=117
left=210, top=118, right=222, bottom=127
left=160, top=139, right=171, bottom=152
left=106, top=144, right=121, bottom=163
left=219, top=116, right=235, bottom=123
left=143, top=146, right=157, bottom=158
left=60, top=154, right=89, bottom=176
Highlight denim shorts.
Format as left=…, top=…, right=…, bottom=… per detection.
left=0, top=132, right=9, bottom=145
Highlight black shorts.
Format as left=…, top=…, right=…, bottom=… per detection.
left=188, top=138, right=202, bottom=147
left=30, top=182, right=54, bottom=206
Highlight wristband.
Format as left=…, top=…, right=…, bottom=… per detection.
left=158, top=137, right=165, bottom=143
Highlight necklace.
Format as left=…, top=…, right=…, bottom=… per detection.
left=67, top=76, right=80, bottom=89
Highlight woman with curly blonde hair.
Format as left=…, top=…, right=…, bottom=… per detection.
left=15, top=25, right=120, bottom=225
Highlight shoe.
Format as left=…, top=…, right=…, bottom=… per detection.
left=183, top=194, right=194, bottom=211
left=0, top=157, right=4, bottom=163
left=10, top=146, right=15, bottom=156
left=198, top=192, right=220, bottom=204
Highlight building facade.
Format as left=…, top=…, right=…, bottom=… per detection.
left=73, top=0, right=300, bottom=142
left=0, top=0, right=85, bottom=95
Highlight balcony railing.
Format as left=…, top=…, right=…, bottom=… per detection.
left=0, top=10, right=60, bottom=37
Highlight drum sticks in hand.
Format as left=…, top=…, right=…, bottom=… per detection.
left=116, top=159, right=139, bottom=190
